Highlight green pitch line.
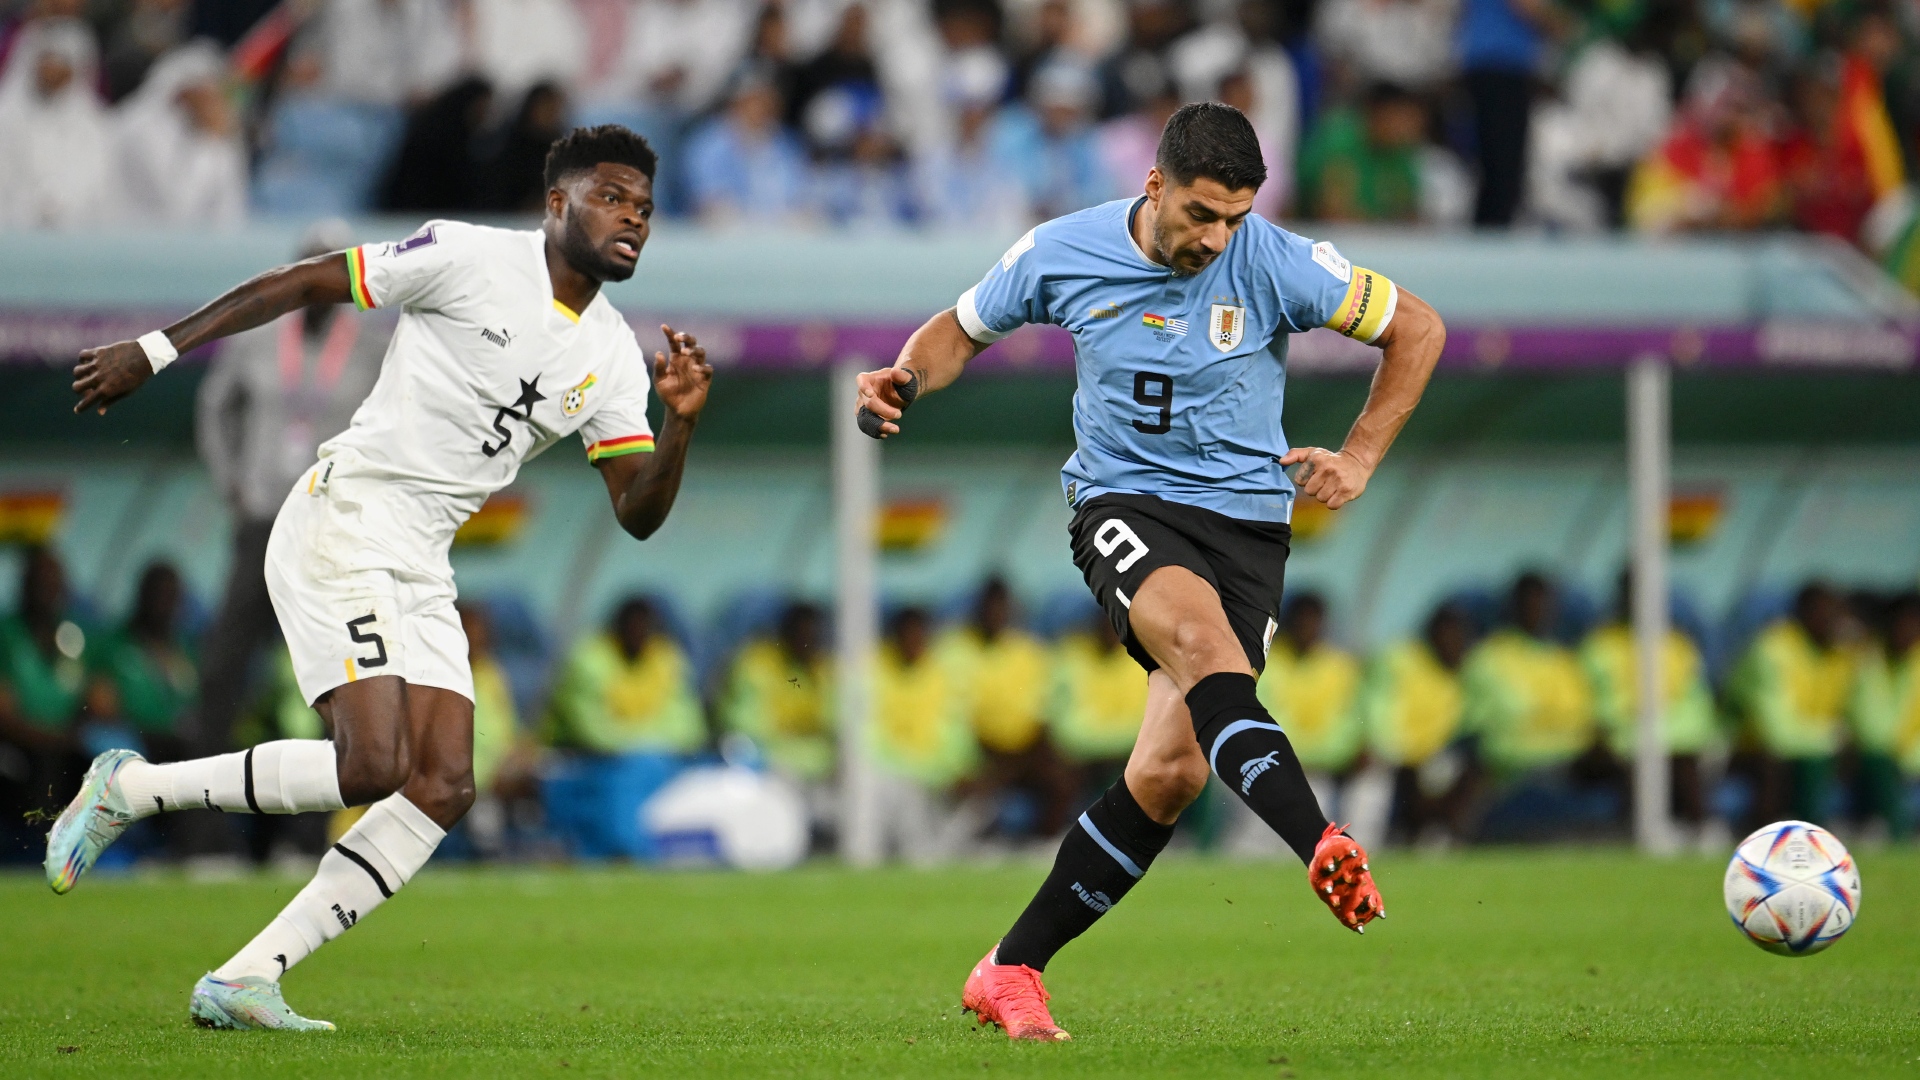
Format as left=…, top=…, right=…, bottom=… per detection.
left=0, top=848, right=1914, bottom=1078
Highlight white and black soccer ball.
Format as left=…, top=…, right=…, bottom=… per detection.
left=1723, top=820, right=1861, bottom=956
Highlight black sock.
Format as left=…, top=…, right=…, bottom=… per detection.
left=995, top=778, right=1175, bottom=971
left=1187, top=672, right=1329, bottom=863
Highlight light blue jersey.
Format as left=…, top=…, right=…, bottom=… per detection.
left=955, top=197, right=1400, bottom=524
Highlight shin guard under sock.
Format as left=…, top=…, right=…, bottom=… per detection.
left=995, top=778, right=1175, bottom=971
left=118, top=740, right=344, bottom=820
left=214, top=793, right=445, bottom=982
left=1186, top=672, right=1329, bottom=863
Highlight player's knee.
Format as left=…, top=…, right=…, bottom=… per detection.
left=409, top=763, right=476, bottom=826
left=336, top=740, right=409, bottom=805
left=1131, top=753, right=1211, bottom=821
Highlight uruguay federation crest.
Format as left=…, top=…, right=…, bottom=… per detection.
left=1209, top=304, right=1245, bottom=352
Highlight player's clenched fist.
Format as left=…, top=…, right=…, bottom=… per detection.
left=1308, top=823, right=1384, bottom=933
left=1280, top=446, right=1373, bottom=510
left=854, top=366, right=920, bottom=438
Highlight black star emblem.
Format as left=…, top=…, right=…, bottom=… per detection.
left=509, top=376, right=546, bottom=417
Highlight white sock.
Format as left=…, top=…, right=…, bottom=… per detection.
left=118, top=740, right=343, bottom=820
left=214, top=793, right=445, bottom=983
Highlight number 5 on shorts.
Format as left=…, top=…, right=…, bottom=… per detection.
left=346, top=614, right=389, bottom=668
left=1094, top=519, right=1149, bottom=572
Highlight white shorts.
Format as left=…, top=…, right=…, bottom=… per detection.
left=265, top=455, right=474, bottom=706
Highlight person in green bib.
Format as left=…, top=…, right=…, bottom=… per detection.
left=1359, top=602, right=1475, bottom=846
left=546, top=597, right=704, bottom=756
left=1729, top=583, right=1856, bottom=827
left=1, top=547, right=87, bottom=858
left=1849, top=593, right=1920, bottom=839
left=90, top=563, right=197, bottom=762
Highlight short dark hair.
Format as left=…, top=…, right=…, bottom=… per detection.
left=1155, top=102, right=1267, bottom=192
left=544, top=125, right=658, bottom=189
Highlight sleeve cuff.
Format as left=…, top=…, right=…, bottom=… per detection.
left=954, top=287, right=1008, bottom=344
left=346, top=245, right=377, bottom=311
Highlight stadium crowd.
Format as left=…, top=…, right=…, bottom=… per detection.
left=4, top=0, right=1920, bottom=261
left=2, top=535, right=1917, bottom=866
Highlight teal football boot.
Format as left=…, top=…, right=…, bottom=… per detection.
left=190, top=974, right=335, bottom=1031
left=44, top=748, right=143, bottom=894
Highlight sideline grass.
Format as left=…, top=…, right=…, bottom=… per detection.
left=1, top=847, right=1914, bottom=1078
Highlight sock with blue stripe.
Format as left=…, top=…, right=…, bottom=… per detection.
left=994, top=778, right=1174, bottom=971
left=1187, top=671, right=1328, bottom=864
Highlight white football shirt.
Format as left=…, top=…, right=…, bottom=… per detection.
left=322, top=220, right=656, bottom=558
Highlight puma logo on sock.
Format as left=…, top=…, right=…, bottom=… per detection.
left=1239, top=752, right=1281, bottom=795
left=1070, top=882, right=1113, bottom=912
left=331, top=904, right=357, bottom=931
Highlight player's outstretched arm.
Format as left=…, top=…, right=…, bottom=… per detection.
left=853, top=309, right=987, bottom=438
left=1280, top=289, right=1445, bottom=509
left=73, top=252, right=355, bottom=414
left=598, top=324, right=713, bottom=540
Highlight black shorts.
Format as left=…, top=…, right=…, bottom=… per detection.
left=1067, top=493, right=1292, bottom=675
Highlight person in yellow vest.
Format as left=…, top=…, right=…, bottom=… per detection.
left=546, top=597, right=705, bottom=756
left=1580, top=572, right=1719, bottom=838
left=1359, top=602, right=1474, bottom=846
left=1233, top=593, right=1365, bottom=855
left=719, top=602, right=835, bottom=784
left=1848, top=592, right=1919, bottom=838
left=1463, top=574, right=1597, bottom=775
left=1048, top=609, right=1149, bottom=792
left=1729, top=583, right=1856, bottom=826
left=458, top=602, right=531, bottom=857
left=871, top=606, right=981, bottom=863
left=938, top=579, right=1076, bottom=837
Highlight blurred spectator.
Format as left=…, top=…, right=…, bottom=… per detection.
left=467, top=0, right=585, bottom=105
left=0, top=546, right=86, bottom=747
left=1095, top=0, right=1193, bottom=120
left=1627, top=60, right=1786, bottom=233
left=719, top=601, right=836, bottom=785
left=115, top=41, right=248, bottom=226
left=869, top=606, right=979, bottom=862
left=685, top=68, right=811, bottom=224
left=1007, top=0, right=1081, bottom=101
left=1457, top=0, right=1562, bottom=226
left=378, top=76, right=495, bottom=212
left=993, top=59, right=1111, bottom=221
left=484, top=81, right=571, bottom=211
left=306, top=0, right=460, bottom=107
left=100, top=0, right=189, bottom=102
left=234, top=642, right=330, bottom=866
left=919, top=43, right=1031, bottom=231
left=460, top=602, right=528, bottom=856
left=1579, top=571, right=1718, bottom=838
left=939, top=578, right=1076, bottom=837
left=1730, top=583, right=1856, bottom=827
left=1096, top=63, right=1179, bottom=203
left=789, top=1, right=886, bottom=158
left=1528, top=29, right=1673, bottom=230
left=1246, top=593, right=1366, bottom=850
left=815, top=109, right=919, bottom=227
left=1296, top=82, right=1427, bottom=222
left=1360, top=601, right=1474, bottom=846
left=0, top=18, right=115, bottom=228
left=599, top=0, right=756, bottom=116
left=90, top=562, right=195, bottom=760
left=192, top=219, right=385, bottom=840
left=251, top=42, right=407, bottom=214
left=1849, top=592, right=1920, bottom=838
left=1461, top=573, right=1595, bottom=774
left=1780, top=45, right=1905, bottom=244
left=1047, top=608, right=1147, bottom=788
left=1316, top=0, right=1456, bottom=96
left=546, top=597, right=705, bottom=755
left=1202, top=0, right=1303, bottom=219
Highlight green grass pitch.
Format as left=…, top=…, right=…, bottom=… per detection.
left=1, top=848, right=1914, bottom=1078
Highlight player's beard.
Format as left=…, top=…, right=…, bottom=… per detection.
left=1151, top=215, right=1208, bottom=277
left=561, top=211, right=637, bottom=283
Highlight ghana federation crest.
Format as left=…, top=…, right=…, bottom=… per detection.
left=562, top=374, right=596, bottom=416
left=1209, top=304, right=1245, bottom=352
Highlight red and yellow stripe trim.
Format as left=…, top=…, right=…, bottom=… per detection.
left=585, top=434, right=655, bottom=462
left=347, top=246, right=376, bottom=310
left=1323, top=266, right=1397, bottom=345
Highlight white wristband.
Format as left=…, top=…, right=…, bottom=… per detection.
left=138, top=330, right=178, bottom=373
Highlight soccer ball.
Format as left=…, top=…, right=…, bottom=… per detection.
left=1723, top=820, right=1861, bottom=956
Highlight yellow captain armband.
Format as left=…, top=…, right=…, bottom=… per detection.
left=1322, top=266, right=1398, bottom=345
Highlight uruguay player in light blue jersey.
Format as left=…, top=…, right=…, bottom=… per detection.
left=857, top=103, right=1447, bottom=1041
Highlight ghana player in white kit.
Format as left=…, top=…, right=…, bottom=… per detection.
left=48, top=126, right=711, bottom=1030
